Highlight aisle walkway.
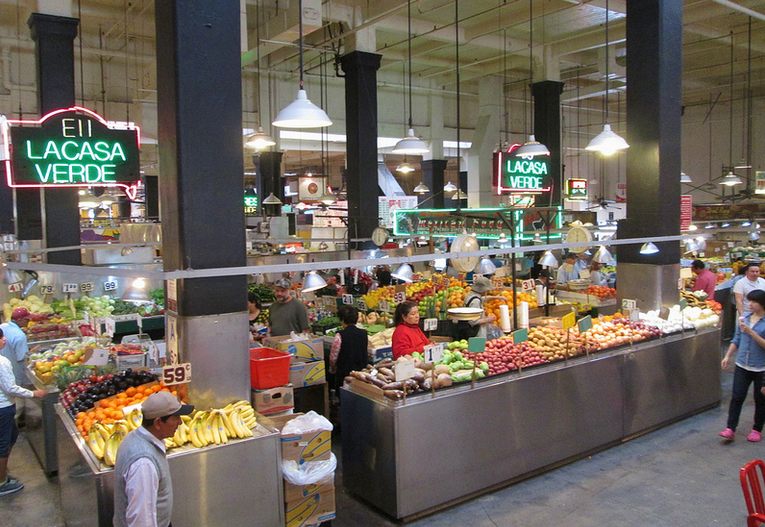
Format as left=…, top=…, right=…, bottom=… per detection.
left=0, top=369, right=756, bottom=527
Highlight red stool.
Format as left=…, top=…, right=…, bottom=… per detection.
left=740, top=459, right=765, bottom=527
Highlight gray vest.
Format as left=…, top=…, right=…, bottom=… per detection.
left=113, top=428, right=173, bottom=527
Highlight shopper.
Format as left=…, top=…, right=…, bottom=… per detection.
left=268, top=278, right=310, bottom=337
left=691, top=260, right=716, bottom=298
left=392, top=301, right=430, bottom=359
left=719, top=289, right=765, bottom=442
left=0, top=328, right=46, bottom=497
left=573, top=252, right=590, bottom=275
left=329, top=305, right=369, bottom=391
left=590, top=261, right=606, bottom=287
left=247, top=292, right=264, bottom=343
left=376, top=266, right=392, bottom=287
left=0, top=320, right=29, bottom=385
left=556, top=253, right=580, bottom=285
left=733, top=263, right=765, bottom=317
left=113, top=391, right=194, bottom=527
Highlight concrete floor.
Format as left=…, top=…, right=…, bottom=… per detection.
left=0, top=367, right=758, bottom=527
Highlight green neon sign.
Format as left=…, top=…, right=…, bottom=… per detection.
left=495, top=147, right=552, bottom=195
left=244, top=194, right=258, bottom=216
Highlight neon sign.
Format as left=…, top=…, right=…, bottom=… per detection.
left=566, top=178, right=588, bottom=200
left=244, top=194, right=259, bottom=216
left=494, top=143, right=551, bottom=195
left=1, top=106, right=141, bottom=199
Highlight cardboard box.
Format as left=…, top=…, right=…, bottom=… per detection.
left=261, top=411, right=332, bottom=464
left=284, top=489, right=336, bottom=527
left=265, top=335, right=324, bottom=360
left=368, top=345, right=392, bottom=363
left=283, top=476, right=334, bottom=502
left=252, top=385, right=294, bottom=416
left=289, top=358, right=326, bottom=387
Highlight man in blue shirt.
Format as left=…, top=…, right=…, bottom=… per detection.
left=0, top=322, right=27, bottom=385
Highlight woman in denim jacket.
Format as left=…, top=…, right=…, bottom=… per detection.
left=720, top=289, right=765, bottom=442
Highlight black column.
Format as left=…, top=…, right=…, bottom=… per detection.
left=0, top=165, right=12, bottom=233
left=255, top=151, right=283, bottom=207
left=143, top=175, right=159, bottom=220
left=617, top=0, right=682, bottom=264
left=155, top=1, right=246, bottom=315
left=532, top=80, right=564, bottom=207
left=340, top=51, right=382, bottom=248
left=28, top=13, right=80, bottom=263
left=421, top=160, right=446, bottom=208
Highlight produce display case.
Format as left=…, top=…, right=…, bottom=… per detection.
left=24, top=366, right=61, bottom=475
left=340, top=328, right=720, bottom=520
left=55, top=404, right=284, bottom=527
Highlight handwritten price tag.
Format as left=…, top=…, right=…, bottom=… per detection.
left=521, top=279, right=536, bottom=292
left=379, top=300, right=391, bottom=312
left=62, top=283, right=79, bottom=294
left=355, top=298, right=368, bottom=311
left=162, top=363, right=192, bottom=386
left=7, top=282, right=22, bottom=293
left=393, top=291, right=406, bottom=304
left=621, top=298, right=637, bottom=311
left=342, top=294, right=354, bottom=305
left=423, top=343, right=444, bottom=363
left=103, top=280, right=118, bottom=292
left=394, top=359, right=416, bottom=381
left=80, top=282, right=95, bottom=293
left=423, top=318, right=438, bottom=331
left=39, top=285, right=55, bottom=295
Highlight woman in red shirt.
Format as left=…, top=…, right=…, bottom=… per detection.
left=392, top=301, right=430, bottom=359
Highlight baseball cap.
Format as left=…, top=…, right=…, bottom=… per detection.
left=141, top=391, right=194, bottom=420
left=273, top=278, right=291, bottom=289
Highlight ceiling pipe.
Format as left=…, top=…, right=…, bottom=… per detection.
left=711, top=0, right=765, bottom=22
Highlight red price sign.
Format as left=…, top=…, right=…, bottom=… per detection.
left=162, top=363, right=192, bottom=386
left=521, top=279, right=536, bottom=292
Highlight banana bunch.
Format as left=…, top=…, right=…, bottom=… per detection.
left=87, top=421, right=129, bottom=466
left=223, top=400, right=257, bottom=431
left=103, top=429, right=127, bottom=467
left=126, top=408, right=143, bottom=430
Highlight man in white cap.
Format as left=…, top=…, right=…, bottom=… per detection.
left=113, top=391, right=194, bottom=527
left=268, top=278, right=310, bottom=336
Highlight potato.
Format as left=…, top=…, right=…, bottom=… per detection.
left=434, top=364, right=451, bottom=375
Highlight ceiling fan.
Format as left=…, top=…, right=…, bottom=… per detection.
left=586, top=197, right=618, bottom=211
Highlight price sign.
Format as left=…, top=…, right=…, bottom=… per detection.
left=393, top=291, right=406, bottom=304
left=629, top=308, right=641, bottom=322
left=162, top=362, right=192, bottom=386
left=423, top=343, right=444, bottom=363
left=103, top=280, right=118, bottom=292
left=342, top=294, right=354, bottom=305
left=577, top=315, right=593, bottom=333
left=578, top=269, right=591, bottom=280
left=621, top=299, right=637, bottom=311
left=423, top=318, right=438, bottom=331
left=521, top=279, right=536, bottom=292
left=394, top=359, right=416, bottom=381
left=2, top=234, right=14, bottom=242
left=561, top=312, right=577, bottom=330
left=4, top=242, right=15, bottom=251
left=512, top=328, right=528, bottom=344
left=39, top=284, right=55, bottom=295
left=468, top=337, right=486, bottom=352
left=355, top=298, right=368, bottom=311
left=80, top=282, right=95, bottom=293
left=679, top=298, right=688, bottom=310
left=659, top=307, right=671, bottom=320
left=83, top=347, right=109, bottom=366
left=104, top=317, right=116, bottom=337
left=62, top=283, right=79, bottom=294
left=7, top=282, right=22, bottom=293
left=379, top=300, right=391, bottom=312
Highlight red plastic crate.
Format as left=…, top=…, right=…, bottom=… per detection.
left=249, top=347, right=291, bottom=390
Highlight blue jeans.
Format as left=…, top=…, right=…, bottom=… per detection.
left=727, top=365, right=765, bottom=432
left=0, top=405, right=18, bottom=458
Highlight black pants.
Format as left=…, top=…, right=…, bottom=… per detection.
left=727, top=365, right=765, bottom=432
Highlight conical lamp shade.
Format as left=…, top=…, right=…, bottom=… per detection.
left=392, top=128, right=429, bottom=155
left=639, top=242, right=660, bottom=255
left=443, top=181, right=458, bottom=192
left=680, top=172, right=692, bottom=183
left=514, top=135, right=550, bottom=158
left=539, top=250, right=559, bottom=268
left=413, top=182, right=430, bottom=194
left=593, top=245, right=614, bottom=264
left=475, top=257, right=497, bottom=275
left=302, top=271, right=328, bottom=292
left=585, top=124, right=629, bottom=156
left=262, top=192, right=282, bottom=205
left=246, top=126, right=277, bottom=149
left=391, top=263, right=414, bottom=282
left=719, top=171, right=743, bottom=186
left=273, top=89, right=332, bottom=129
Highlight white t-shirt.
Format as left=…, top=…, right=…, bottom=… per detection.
left=733, top=277, right=765, bottom=314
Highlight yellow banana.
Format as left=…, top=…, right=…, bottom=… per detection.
left=112, top=420, right=129, bottom=436
left=94, top=423, right=112, bottom=443
left=218, top=410, right=237, bottom=438
left=129, top=409, right=143, bottom=429
left=103, top=430, right=126, bottom=467
left=207, top=413, right=220, bottom=444
left=243, top=416, right=258, bottom=429
left=215, top=413, right=228, bottom=444
left=232, top=410, right=253, bottom=438
left=87, top=431, right=105, bottom=459
left=164, top=438, right=176, bottom=449
left=180, top=414, right=191, bottom=424
left=238, top=406, right=255, bottom=418
left=188, top=418, right=205, bottom=448
left=178, top=423, right=189, bottom=445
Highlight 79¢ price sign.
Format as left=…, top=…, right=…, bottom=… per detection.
left=162, top=363, right=192, bottom=386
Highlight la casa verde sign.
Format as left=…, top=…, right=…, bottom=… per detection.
left=1, top=106, right=141, bottom=199
left=494, top=143, right=552, bottom=195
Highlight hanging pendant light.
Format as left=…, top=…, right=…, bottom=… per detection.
left=593, top=245, right=614, bottom=264
left=539, top=250, right=559, bottom=268
left=413, top=182, right=430, bottom=194
left=475, top=257, right=497, bottom=276
left=396, top=161, right=415, bottom=174
left=680, top=172, right=692, bottom=183
left=719, top=171, right=743, bottom=186
left=246, top=126, right=276, bottom=150
left=273, top=0, right=331, bottom=129
left=639, top=242, right=660, bottom=255
left=451, top=190, right=467, bottom=201
left=392, top=1, right=429, bottom=155
left=262, top=192, right=283, bottom=205
left=391, top=263, right=414, bottom=282
left=515, top=0, right=550, bottom=158
left=586, top=0, right=628, bottom=156
left=302, top=271, right=328, bottom=293
left=443, top=181, right=458, bottom=192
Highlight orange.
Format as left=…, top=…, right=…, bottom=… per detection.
left=116, top=392, right=127, bottom=400
left=125, top=387, right=137, bottom=397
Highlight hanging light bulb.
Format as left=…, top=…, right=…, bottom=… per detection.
left=245, top=126, right=276, bottom=149
left=413, top=182, right=430, bottom=194
left=443, top=181, right=458, bottom=192
left=396, top=161, right=416, bottom=174
left=680, top=172, right=692, bottom=183
left=719, top=171, right=743, bottom=186
left=514, top=135, right=550, bottom=158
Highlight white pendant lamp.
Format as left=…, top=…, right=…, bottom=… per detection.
left=451, top=190, right=467, bottom=201
left=639, top=242, right=660, bottom=255
left=396, top=161, right=416, bottom=174
left=273, top=0, right=331, bottom=129
left=391, top=263, right=414, bottom=283
left=680, top=172, right=692, bottom=183
left=475, top=257, right=497, bottom=276
left=443, top=181, right=458, bottom=192
left=392, top=1, right=429, bottom=156
left=413, top=182, right=430, bottom=194
left=515, top=134, right=550, bottom=158
left=262, top=192, right=283, bottom=205
left=246, top=126, right=276, bottom=150
left=539, top=250, right=559, bottom=268
left=586, top=0, right=628, bottom=156
left=593, top=245, right=614, bottom=264
left=302, top=271, right=328, bottom=293
left=719, top=171, right=743, bottom=186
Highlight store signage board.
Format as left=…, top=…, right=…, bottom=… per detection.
left=566, top=179, right=588, bottom=200
left=162, top=362, right=192, bottom=385
left=494, top=144, right=552, bottom=195
left=577, top=315, right=593, bottom=333
left=423, top=318, right=438, bottom=331
left=680, top=195, right=693, bottom=231
left=244, top=194, right=259, bottom=216
left=512, top=328, right=528, bottom=344
left=378, top=196, right=419, bottom=229
left=394, top=359, right=417, bottom=381
left=1, top=106, right=141, bottom=199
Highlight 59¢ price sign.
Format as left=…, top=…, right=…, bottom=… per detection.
left=162, top=363, right=192, bottom=386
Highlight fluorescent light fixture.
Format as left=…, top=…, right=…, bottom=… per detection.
left=705, top=223, right=715, bottom=229
left=245, top=126, right=276, bottom=149
left=391, top=263, right=414, bottom=282
left=396, top=161, right=416, bottom=174
left=514, top=135, right=550, bottom=158
left=443, top=181, right=458, bottom=192
left=539, top=250, right=559, bottom=268
left=392, top=128, right=429, bottom=155
left=585, top=124, right=629, bottom=156
left=721, top=222, right=731, bottom=228
left=413, top=182, right=430, bottom=194
left=639, top=242, right=660, bottom=255
left=742, top=221, right=752, bottom=227
left=719, top=171, right=743, bottom=186
left=273, top=89, right=332, bottom=129
left=132, top=277, right=147, bottom=289
left=680, top=172, right=692, bottom=183
left=301, top=271, right=328, bottom=292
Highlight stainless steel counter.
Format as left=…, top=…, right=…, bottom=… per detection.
left=55, top=405, right=284, bottom=526
left=340, top=328, right=721, bottom=520
left=24, top=367, right=60, bottom=475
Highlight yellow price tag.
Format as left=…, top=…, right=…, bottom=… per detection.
left=561, top=312, right=576, bottom=330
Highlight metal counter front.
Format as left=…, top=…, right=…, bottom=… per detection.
left=340, top=328, right=721, bottom=520
left=55, top=405, right=284, bottom=526
left=25, top=367, right=60, bottom=475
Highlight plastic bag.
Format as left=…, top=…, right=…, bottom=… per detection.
left=282, top=453, right=336, bottom=486
left=288, top=331, right=313, bottom=342
left=485, top=324, right=504, bottom=341
left=281, top=411, right=333, bottom=435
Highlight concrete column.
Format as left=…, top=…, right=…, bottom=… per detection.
left=468, top=76, right=502, bottom=208
left=155, top=1, right=249, bottom=407
left=28, top=13, right=81, bottom=264
left=617, top=0, right=683, bottom=310
left=532, top=80, right=564, bottom=207
left=340, top=50, right=382, bottom=249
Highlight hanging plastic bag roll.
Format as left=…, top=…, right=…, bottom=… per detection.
left=536, top=284, right=547, bottom=306
left=518, top=301, right=529, bottom=329
left=499, top=304, right=512, bottom=333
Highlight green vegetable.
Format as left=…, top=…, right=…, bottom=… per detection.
left=453, top=351, right=464, bottom=361
left=479, top=361, right=489, bottom=373
left=248, top=283, right=276, bottom=304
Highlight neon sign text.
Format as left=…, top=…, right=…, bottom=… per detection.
left=495, top=144, right=552, bottom=195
